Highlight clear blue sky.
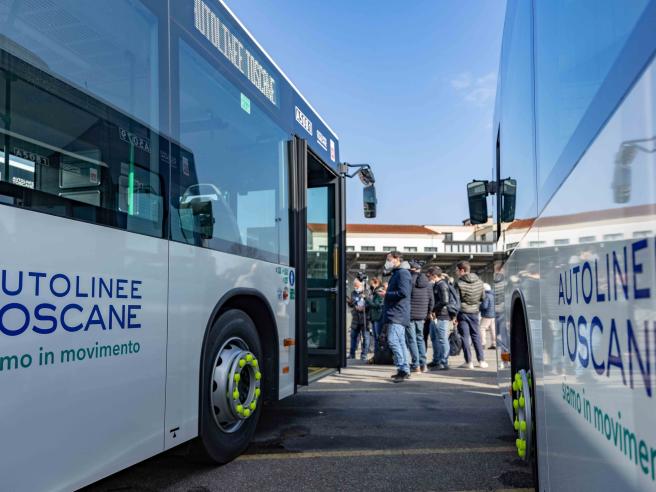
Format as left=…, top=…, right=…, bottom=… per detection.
left=228, top=0, right=506, bottom=225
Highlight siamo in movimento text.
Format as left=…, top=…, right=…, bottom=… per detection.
left=557, top=237, right=655, bottom=399
left=0, top=270, right=143, bottom=336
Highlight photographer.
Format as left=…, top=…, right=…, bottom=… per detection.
left=347, top=278, right=370, bottom=361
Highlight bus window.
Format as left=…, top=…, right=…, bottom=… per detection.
left=173, top=41, right=290, bottom=264
left=0, top=51, right=165, bottom=238
left=0, top=0, right=160, bottom=130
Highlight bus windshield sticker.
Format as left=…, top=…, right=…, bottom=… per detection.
left=240, top=93, right=251, bottom=114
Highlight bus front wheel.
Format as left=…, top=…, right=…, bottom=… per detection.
left=195, top=309, right=263, bottom=463
left=510, top=300, right=539, bottom=488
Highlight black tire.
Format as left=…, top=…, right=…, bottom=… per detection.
left=194, top=309, right=263, bottom=464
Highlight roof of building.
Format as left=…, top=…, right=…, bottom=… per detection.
left=307, top=224, right=438, bottom=234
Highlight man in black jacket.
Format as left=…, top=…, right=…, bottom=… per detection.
left=427, top=267, right=451, bottom=370
left=407, top=260, right=433, bottom=373
left=383, top=252, right=412, bottom=382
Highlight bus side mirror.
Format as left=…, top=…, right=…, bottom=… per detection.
left=363, top=184, right=377, bottom=218
left=467, top=180, right=488, bottom=224
left=500, top=178, right=516, bottom=222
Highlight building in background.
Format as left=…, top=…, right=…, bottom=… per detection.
left=306, top=219, right=498, bottom=284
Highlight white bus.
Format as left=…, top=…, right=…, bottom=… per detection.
left=468, top=1, right=656, bottom=490
left=0, top=1, right=368, bottom=490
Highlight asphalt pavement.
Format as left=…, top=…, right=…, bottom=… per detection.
left=85, top=350, right=534, bottom=492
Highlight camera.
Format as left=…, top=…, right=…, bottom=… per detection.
left=355, top=271, right=368, bottom=283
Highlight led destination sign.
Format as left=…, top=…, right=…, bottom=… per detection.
left=194, top=0, right=277, bottom=105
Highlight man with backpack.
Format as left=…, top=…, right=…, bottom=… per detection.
left=407, top=260, right=433, bottom=373
left=382, top=251, right=413, bottom=382
left=426, top=267, right=455, bottom=370
left=455, top=261, right=487, bottom=369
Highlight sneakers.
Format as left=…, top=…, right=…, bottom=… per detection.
left=392, top=371, right=410, bottom=383
left=420, top=365, right=428, bottom=373
left=479, top=361, right=489, bottom=368
left=413, top=367, right=422, bottom=374
left=427, top=361, right=439, bottom=369
left=439, top=364, right=450, bottom=371
left=458, top=362, right=474, bottom=369
left=489, top=345, right=496, bottom=350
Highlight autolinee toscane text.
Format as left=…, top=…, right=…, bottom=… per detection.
left=0, top=270, right=143, bottom=336
left=557, top=237, right=655, bottom=398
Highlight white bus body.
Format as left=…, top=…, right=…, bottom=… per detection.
left=492, top=1, right=656, bottom=490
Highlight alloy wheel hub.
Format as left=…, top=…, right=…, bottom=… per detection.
left=211, top=337, right=262, bottom=433
left=512, top=369, right=532, bottom=460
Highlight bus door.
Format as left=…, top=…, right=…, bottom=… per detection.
left=292, top=138, right=346, bottom=386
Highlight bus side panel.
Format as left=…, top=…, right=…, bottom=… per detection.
left=538, top=59, right=656, bottom=492
left=164, top=242, right=295, bottom=449
left=0, top=207, right=168, bottom=492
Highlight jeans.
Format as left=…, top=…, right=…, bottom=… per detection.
left=349, top=324, right=370, bottom=360
left=387, top=323, right=410, bottom=374
left=430, top=319, right=451, bottom=366
left=406, top=320, right=427, bottom=369
left=458, top=313, right=485, bottom=363
left=423, top=319, right=431, bottom=350
left=372, top=320, right=383, bottom=352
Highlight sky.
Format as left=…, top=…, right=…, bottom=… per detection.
left=227, top=0, right=507, bottom=225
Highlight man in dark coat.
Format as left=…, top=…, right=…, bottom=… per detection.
left=407, top=260, right=433, bottom=372
left=383, top=252, right=412, bottom=382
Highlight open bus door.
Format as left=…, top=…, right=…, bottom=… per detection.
left=292, top=137, right=346, bottom=387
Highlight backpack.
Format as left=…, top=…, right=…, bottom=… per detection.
left=373, top=325, right=394, bottom=365
left=448, top=327, right=463, bottom=356
left=446, top=282, right=461, bottom=318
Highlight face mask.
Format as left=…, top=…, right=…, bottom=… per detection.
left=355, top=286, right=363, bottom=293
left=384, top=260, right=394, bottom=271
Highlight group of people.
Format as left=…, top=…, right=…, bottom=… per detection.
left=348, top=252, right=496, bottom=382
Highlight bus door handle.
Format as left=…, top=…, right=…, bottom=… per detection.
left=308, top=287, right=338, bottom=294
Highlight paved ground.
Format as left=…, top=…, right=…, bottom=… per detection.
left=86, top=350, right=534, bottom=492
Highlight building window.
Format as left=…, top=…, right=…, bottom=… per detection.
left=579, top=236, right=596, bottom=243
left=443, top=233, right=453, bottom=242
left=633, top=230, right=652, bottom=238
left=602, top=233, right=623, bottom=241
left=403, top=246, right=417, bottom=253
left=554, top=239, right=569, bottom=246
left=382, top=246, right=396, bottom=252
left=506, top=242, right=519, bottom=250
left=529, top=241, right=546, bottom=248
left=361, top=246, right=375, bottom=252
left=424, top=247, right=438, bottom=252
left=481, top=234, right=486, bottom=241
left=318, top=245, right=328, bottom=251
left=346, top=246, right=355, bottom=252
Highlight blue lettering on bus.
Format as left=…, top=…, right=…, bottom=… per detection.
left=0, top=271, right=145, bottom=336
left=554, top=238, right=656, bottom=400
